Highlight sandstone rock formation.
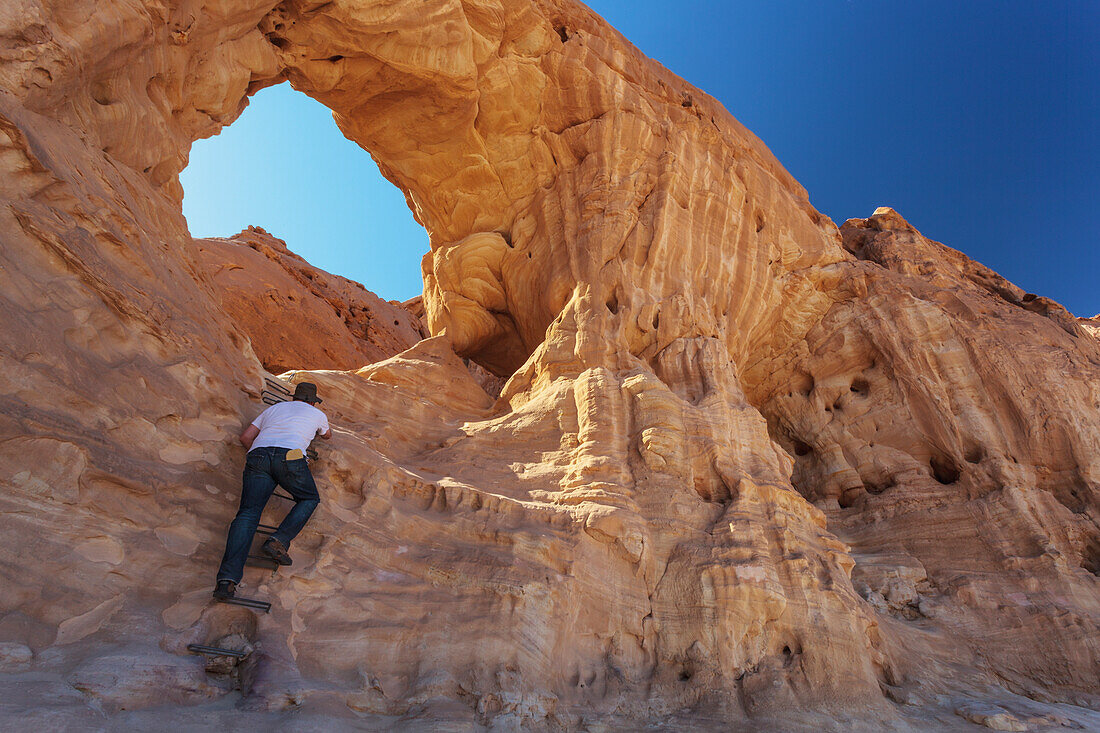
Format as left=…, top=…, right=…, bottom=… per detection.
left=1, top=0, right=1098, bottom=730
left=193, top=225, right=425, bottom=374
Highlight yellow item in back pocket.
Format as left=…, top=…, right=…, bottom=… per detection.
left=286, top=449, right=304, bottom=460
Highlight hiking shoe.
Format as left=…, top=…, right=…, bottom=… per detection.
left=213, top=580, right=237, bottom=600
left=261, top=538, right=293, bottom=566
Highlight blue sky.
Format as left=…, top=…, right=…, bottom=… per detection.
left=182, top=1, right=1099, bottom=315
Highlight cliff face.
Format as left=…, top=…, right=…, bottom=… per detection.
left=1, top=1, right=1097, bottom=729
left=193, top=226, right=426, bottom=374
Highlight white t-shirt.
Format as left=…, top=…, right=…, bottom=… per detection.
left=250, top=400, right=330, bottom=452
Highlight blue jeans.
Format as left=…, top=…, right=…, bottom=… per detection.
left=216, top=446, right=320, bottom=584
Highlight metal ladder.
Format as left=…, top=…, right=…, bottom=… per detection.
left=214, top=524, right=279, bottom=613
left=187, top=643, right=248, bottom=658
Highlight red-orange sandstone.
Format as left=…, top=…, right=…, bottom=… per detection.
left=0, top=1, right=1097, bottom=729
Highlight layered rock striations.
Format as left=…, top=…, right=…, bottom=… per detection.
left=0, top=0, right=1097, bottom=729
left=750, top=207, right=1100, bottom=704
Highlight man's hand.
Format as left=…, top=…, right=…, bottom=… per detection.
left=240, top=424, right=260, bottom=449
left=319, top=429, right=332, bottom=441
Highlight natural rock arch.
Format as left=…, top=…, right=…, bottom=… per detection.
left=12, top=0, right=838, bottom=377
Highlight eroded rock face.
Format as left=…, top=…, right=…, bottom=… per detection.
left=749, top=207, right=1100, bottom=702
left=1, top=1, right=1098, bottom=729
left=193, top=225, right=425, bottom=374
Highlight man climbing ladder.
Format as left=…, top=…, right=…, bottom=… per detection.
left=213, top=381, right=331, bottom=600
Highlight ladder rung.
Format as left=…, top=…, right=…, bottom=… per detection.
left=216, top=595, right=271, bottom=613
left=187, top=643, right=246, bottom=659
left=254, top=523, right=278, bottom=535
left=265, top=378, right=293, bottom=396
left=273, top=492, right=294, bottom=501
left=246, top=553, right=278, bottom=568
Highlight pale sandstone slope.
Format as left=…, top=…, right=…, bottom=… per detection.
left=0, top=1, right=1098, bottom=730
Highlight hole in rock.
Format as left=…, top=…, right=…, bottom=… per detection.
left=555, top=25, right=569, bottom=42
left=929, top=454, right=961, bottom=485
left=779, top=640, right=802, bottom=668
left=964, top=445, right=984, bottom=464
left=181, top=82, right=429, bottom=370
left=792, top=372, right=815, bottom=397
left=792, top=440, right=813, bottom=457
left=838, top=486, right=864, bottom=508
left=850, top=377, right=870, bottom=395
